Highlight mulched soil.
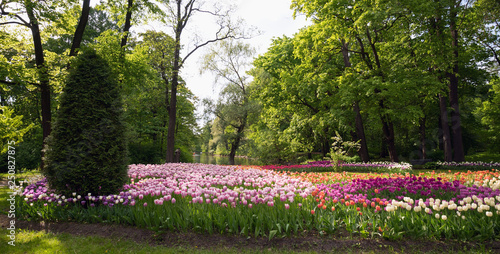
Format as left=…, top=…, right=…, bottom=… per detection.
left=2, top=179, right=500, bottom=253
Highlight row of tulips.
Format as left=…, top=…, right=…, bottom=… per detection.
left=261, top=161, right=412, bottom=173
left=424, top=161, right=500, bottom=171
left=15, top=163, right=500, bottom=240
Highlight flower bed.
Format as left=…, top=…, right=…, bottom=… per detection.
left=15, top=163, right=500, bottom=241
left=424, top=161, right=500, bottom=171
left=438, top=161, right=500, bottom=170
left=261, top=161, right=412, bottom=173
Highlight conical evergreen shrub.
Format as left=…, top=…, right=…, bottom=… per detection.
left=43, top=49, right=128, bottom=197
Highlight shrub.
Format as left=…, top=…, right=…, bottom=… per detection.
left=42, top=49, right=128, bottom=197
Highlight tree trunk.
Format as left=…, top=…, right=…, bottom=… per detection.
left=354, top=102, right=370, bottom=162
left=228, top=136, right=239, bottom=165
left=166, top=3, right=182, bottom=162
left=322, top=139, right=329, bottom=158
left=381, top=116, right=398, bottom=162
left=439, top=94, right=453, bottom=161
left=448, top=6, right=465, bottom=162
left=121, top=0, right=133, bottom=48
left=27, top=3, right=50, bottom=169
left=69, top=0, right=91, bottom=56
left=341, top=39, right=369, bottom=162
left=229, top=115, right=246, bottom=165
left=419, top=117, right=427, bottom=160
left=166, top=68, right=179, bottom=162
left=364, top=29, right=398, bottom=162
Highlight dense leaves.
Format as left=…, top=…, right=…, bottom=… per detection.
left=42, top=49, right=128, bottom=196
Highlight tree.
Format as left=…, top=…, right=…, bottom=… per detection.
left=139, top=31, right=175, bottom=143
left=43, top=49, right=128, bottom=197
left=99, top=29, right=198, bottom=164
left=102, top=0, right=164, bottom=49
left=252, top=35, right=341, bottom=161
left=476, top=78, right=500, bottom=152
left=45, top=8, right=119, bottom=54
left=291, top=0, right=415, bottom=162
left=1, top=0, right=93, bottom=168
left=161, top=0, right=246, bottom=162
left=201, top=40, right=255, bottom=165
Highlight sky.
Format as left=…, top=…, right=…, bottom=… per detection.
left=176, top=0, right=311, bottom=120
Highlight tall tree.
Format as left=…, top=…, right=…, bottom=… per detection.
left=201, top=40, right=255, bottom=165
left=292, top=0, right=410, bottom=162
left=69, top=0, right=91, bottom=56
left=1, top=0, right=94, bottom=168
left=447, top=0, right=465, bottom=162
left=1, top=0, right=53, bottom=168
left=161, top=0, right=245, bottom=162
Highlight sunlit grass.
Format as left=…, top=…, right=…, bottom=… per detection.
left=0, top=228, right=321, bottom=254
left=1, top=228, right=176, bottom=254
left=0, top=227, right=495, bottom=254
left=0, top=182, right=13, bottom=215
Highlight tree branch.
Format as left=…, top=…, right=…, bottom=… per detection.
left=0, top=20, right=30, bottom=27
left=1, top=7, right=31, bottom=27
left=182, top=28, right=239, bottom=66
left=0, top=79, right=39, bottom=87
left=483, top=42, right=500, bottom=66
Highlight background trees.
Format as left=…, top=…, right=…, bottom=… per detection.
left=0, top=0, right=200, bottom=170
left=160, top=0, right=246, bottom=162
left=201, top=40, right=257, bottom=165
left=1, top=0, right=499, bottom=171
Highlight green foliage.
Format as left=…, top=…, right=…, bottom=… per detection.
left=201, top=40, right=257, bottom=164
left=0, top=127, right=42, bottom=172
left=178, top=145, right=194, bottom=163
left=45, top=8, right=119, bottom=54
left=0, top=106, right=33, bottom=154
left=128, top=142, right=164, bottom=165
left=328, top=132, right=361, bottom=164
left=42, top=49, right=128, bottom=196
left=465, top=152, right=500, bottom=163
left=476, top=78, right=500, bottom=151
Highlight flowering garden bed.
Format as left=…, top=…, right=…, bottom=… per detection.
left=425, top=161, right=500, bottom=171
left=16, top=163, right=500, bottom=241
left=261, top=161, right=413, bottom=173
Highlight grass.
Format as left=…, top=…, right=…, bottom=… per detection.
left=0, top=228, right=327, bottom=254
left=0, top=229, right=207, bottom=254
left=0, top=228, right=497, bottom=254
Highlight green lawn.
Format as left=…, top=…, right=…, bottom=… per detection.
left=0, top=229, right=206, bottom=254
left=0, top=228, right=327, bottom=254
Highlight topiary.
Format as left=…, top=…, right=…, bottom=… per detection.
left=42, top=49, right=128, bottom=197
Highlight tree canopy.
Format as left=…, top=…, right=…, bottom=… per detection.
left=1, top=0, right=499, bottom=171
